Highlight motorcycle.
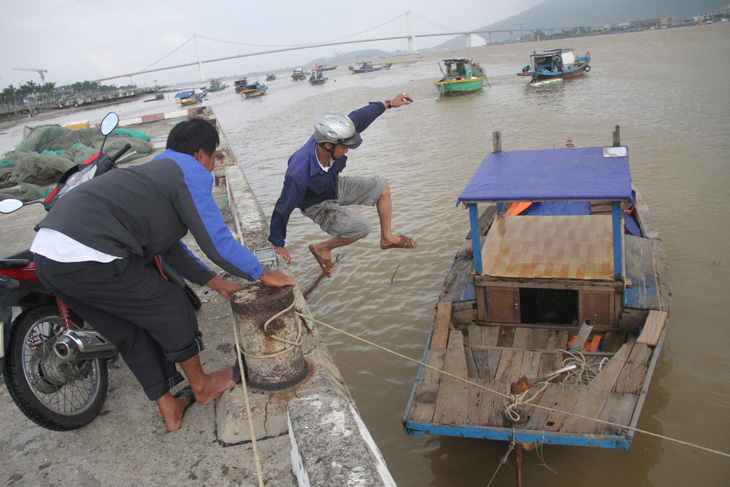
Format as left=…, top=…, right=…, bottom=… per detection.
left=0, top=112, right=201, bottom=430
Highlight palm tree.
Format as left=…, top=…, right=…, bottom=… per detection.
left=1, top=84, right=18, bottom=107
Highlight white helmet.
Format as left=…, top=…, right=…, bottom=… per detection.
left=313, top=112, right=362, bottom=148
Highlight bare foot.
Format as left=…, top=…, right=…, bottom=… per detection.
left=309, top=244, right=333, bottom=277
left=158, top=392, right=191, bottom=432
left=191, top=367, right=236, bottom=405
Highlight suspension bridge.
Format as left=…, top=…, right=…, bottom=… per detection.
left=97, top=11, right=589, bottom=84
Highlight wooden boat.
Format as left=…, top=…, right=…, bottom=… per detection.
left=266, top=73, right=276, bottom=81
left=144, top=93, right=165, bottom=102
left=234, top=78, right=249, bottom=93
left=315, top=64, right=337, bottom=71
left=348, top=61, right=392, bottom=73
left=240, top=81, right=267, bottom=98
left=291, top=68, right=308, bottom=81
left=435, top=58, right=488, bottom=96
left=403, top=127, right=670, bottom=460
left=309, top=70, right=327, bottom=85
left=518, top=48, right=591, bottom=84
left=174, top=90, right=202, bottom=106
left=208, top=79, right=227, bottom=92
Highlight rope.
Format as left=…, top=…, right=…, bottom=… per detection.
left=231, top=314, right=265, bottom=487
left=504, top=382, right=549, bottom=424
left=486, top=438, right=515, bottom=487
left=296, top=311, right=730, bottom=460
left=238, top=301, right=304, bottom=360
left=560, top=349, right=609, bottom=384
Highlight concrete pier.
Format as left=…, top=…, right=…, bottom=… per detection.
left=0, top=106, right=396, bottom=486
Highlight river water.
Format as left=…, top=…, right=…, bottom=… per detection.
left=2, top=23, right=729, bottom=486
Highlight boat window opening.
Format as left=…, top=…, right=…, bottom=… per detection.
left=519, top=288, right=578, bottom=325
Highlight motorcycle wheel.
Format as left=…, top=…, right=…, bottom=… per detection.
left=4, top=305, right=108, bottom=431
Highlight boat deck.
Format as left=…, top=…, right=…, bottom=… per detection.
left=404, top=307, right=668, bottom=446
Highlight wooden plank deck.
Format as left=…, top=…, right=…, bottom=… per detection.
left=406, top=323, right=656, bottom=439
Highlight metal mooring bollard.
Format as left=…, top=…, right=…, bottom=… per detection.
left=230, top=283, right=308, bottom=390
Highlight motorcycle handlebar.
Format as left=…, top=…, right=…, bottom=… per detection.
left=109, top=143, right=132, bottom=163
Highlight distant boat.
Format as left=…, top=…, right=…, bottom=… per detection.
left=240, top=81, right=268, bottom=98
left=315, top=64, right=337, bottom=71
left=348, top=61, right=392, bottom=73
left=309, top=70, right=327, bottom=85
left=518, top=48, right=591, bottom=84
left=266, top=73, right=276, bottom=81
left=291, top=68, right=308, bottom=81
left=174, top=90, right=202, bottom=105
left=234, top=78, right=248, bottom=93
left=208, top=79, right=227, bottom=92
left=435, top=58, right=489, bottom=96
left=144, top=93, right=165, bottom=102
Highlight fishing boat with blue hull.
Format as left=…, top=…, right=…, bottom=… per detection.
left=403, top=127, right=670, bottom=464
left=234, top=78, right=248, bottom=93
left=435, top=58, right=488, bottom=96
left=349, top=61, right=392, bottom=73
left=208, top=78, right=227, bottom=92
left=309, top=70, right=327, bottom=85
left=518, top=48, right=591, bottom=84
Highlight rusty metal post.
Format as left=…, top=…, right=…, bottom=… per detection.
left=230, top=283, right=308, bottom=390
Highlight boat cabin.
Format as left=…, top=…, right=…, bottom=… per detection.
left=459, top=136, right=635, bottom=330
left=234, top=78, right=248, bottom=92
left=528, top=48, right=578, bottom=73
left=443, top=58, right=476, bottom=79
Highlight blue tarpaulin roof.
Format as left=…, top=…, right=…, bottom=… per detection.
left=457, top=146, right=632, bottom=205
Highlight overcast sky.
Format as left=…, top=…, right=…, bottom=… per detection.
left=1, top=0, right=543, bottom=88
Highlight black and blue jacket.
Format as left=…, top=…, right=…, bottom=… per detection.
left=268, top=101, right=385, bottom=248
left=37, top=149, right=263, bottom=284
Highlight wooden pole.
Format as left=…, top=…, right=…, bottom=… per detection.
left=515, top=443, right=523, bottom=487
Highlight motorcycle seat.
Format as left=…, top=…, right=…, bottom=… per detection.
left=0, top=258, right=30, bottom=269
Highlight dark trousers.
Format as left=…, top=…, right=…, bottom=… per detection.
left=34, top=254, right=204, bottom=400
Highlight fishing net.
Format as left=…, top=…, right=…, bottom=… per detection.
left=0, top=125, right=154, bottom=202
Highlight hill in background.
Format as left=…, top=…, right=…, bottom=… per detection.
left=310, top=0, right=727, bottom=65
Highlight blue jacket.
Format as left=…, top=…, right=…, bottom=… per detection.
left=268, top=102, right=385, bottom=247
left=38, top=149, right=263, bottom=284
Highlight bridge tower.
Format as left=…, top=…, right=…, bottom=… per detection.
left=194, top=35, right=205, bottom=82
left=406, top=10, right=417, bottom=54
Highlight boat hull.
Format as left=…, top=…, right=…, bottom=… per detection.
left=519, top=63, right=590, bottom=83
left=349, top=63, right=392, bottom=73
left=242, top=89, right=266, bottom=98
left=435, top=77, right=485, bottom=96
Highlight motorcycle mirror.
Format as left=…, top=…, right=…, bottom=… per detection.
left=0, top=198, right=24, bottom=214
left=100, top=112, right=119, bottom=136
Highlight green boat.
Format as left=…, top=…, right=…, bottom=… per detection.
left=435, top=58, right=488, bottom=96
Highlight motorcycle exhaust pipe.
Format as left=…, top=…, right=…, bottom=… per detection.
left=54, top=330, right=116, bottom=361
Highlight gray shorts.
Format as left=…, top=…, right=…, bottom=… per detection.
left=302, top=175, right=387, bottom=239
